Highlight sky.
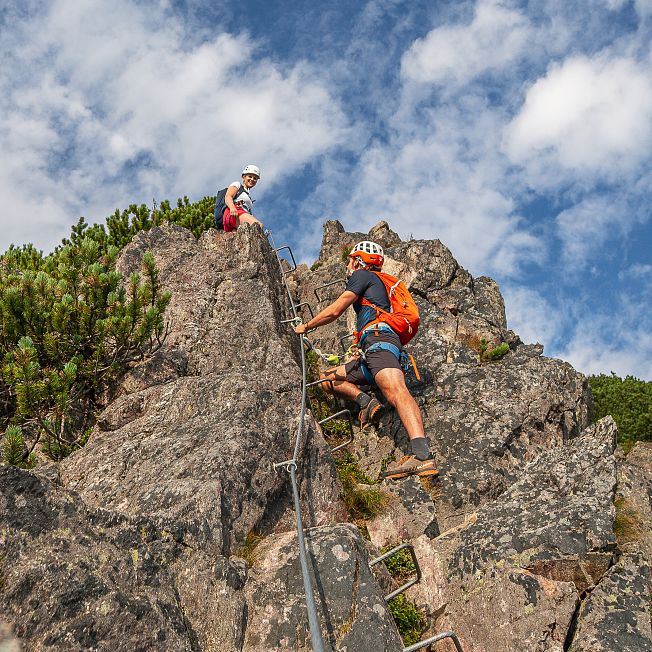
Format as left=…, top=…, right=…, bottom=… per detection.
left=1, top=0, right=651, bottom=380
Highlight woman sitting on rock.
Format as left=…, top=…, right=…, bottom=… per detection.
left=220, top=164, right=264, bottom=232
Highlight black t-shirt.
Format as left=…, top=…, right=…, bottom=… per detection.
left=345, top=269, right=390, bottom=333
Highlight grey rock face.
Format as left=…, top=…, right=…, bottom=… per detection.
left=403, top=418, right=618, bottom=652
left=243, top=524, right=403, bottom=652
left=60, top=223, right=345, bottom=555
left=569, top=552, right=652, bottom=652
left=450, top=417, right=617, bottom=581
left=0, top=465, right=246, bottom=652
left=2, top=219, right=649, bottom=652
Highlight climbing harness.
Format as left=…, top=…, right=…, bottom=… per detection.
left=357, top=324, right=421, bottom=384
left=266, top=230, right=464, bottom=652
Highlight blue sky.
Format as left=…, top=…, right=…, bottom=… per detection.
left=1, top=0, right=651, bottom=379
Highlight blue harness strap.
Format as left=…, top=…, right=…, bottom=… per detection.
left=358, top=322, right=397, bottom=347
left=359, top=337, right=410, bottom=385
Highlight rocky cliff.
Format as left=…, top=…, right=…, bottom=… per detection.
left=1, top=220, right=650, bottom=652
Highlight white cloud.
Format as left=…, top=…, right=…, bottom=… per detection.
left=401, top=0, right=531, bottom=86
left=504, top=54, right=652, bottom=183
left=621, top=263, right=652, bottom=280
left=602, top=0, right=628, bottom=9
left=634, top=0, right=652, bottom=18
left=329, top=92, right=544, bottom=278
left=0, top=0, right=351, bottom=253
left=555, top=196, right=633, bottom=269
left=502, top=285, right=561, bottom=346
left=558, top=319, right=652, bottom=380
left=503, top=278, right=652, bottom=381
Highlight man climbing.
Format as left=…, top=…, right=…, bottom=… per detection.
left=294, top=241, right=438, bottom=481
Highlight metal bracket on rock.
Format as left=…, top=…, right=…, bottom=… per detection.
left=273, top=245, right=298, bottom=274
left=369, top=542, right=422, bottom=601
left=314, top=278, right=346, bottom=303
left=273, top=458, right=298, bottom=473
left=317, top=409, right=354, bottom=453
left=402, top=631, right=465, bottom=652
left=293, top=302, right=315, bottom=320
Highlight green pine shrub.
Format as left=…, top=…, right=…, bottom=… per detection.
left=1, top=425, right=36, bottom=468
left=0, top=237, right=170, bottom=464
left=459, top=334, right=510, bottom=362
left=588, top=373, right=652, bottom=451
left=0, top=193, right=225, bottom=466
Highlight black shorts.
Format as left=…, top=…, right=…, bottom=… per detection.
left=344, top=331, right=402, bottom=386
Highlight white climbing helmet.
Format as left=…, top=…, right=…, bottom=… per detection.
left=349, top=241, right=384, bottom=268
left=242, top=164, right=261, bottom=179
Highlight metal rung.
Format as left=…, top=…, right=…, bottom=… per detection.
left=281, top=317, right=301, bottom=325
left=369, top=543, right=422, bottom=601
left=293, top=301, right=315, bottom=320
left=273, top=458, right=298, bottom=472
left=273, top=245, right=298, bottom=273
left=307, top=378, right=330, bottom=388
left=403, top=631, right=465, bottom=652
left=314, top=278, right=346, bottom=303
left=317, top=409, right=354, bottom=452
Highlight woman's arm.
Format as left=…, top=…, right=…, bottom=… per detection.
left=225, top=184, right=240, bottom=214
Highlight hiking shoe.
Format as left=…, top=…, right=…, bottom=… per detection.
left=381, top=455, right=439, bottom=481
left=358, top=398, right=385, bottom=430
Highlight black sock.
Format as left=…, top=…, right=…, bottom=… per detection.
left=410, top=437, right=432, bottom=461
left=355, top=392, right=371, bottom=409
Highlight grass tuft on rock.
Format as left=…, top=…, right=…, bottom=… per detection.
left=613, top=496, right=643, bottom=545
left=235, top=531, right=264, bottom=566
left=336, top=453, right=388, bottom=521
left=380, top=543, right=417, bottom=582
left=387, top=594, right=426, bottom=646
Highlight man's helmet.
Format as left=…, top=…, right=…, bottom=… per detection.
left=242, top=164, right=261, bottom=178
left=349, top=241, right=384, bottom=268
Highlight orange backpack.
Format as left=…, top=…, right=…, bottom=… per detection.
left=354, top=271, right=420, bottom=346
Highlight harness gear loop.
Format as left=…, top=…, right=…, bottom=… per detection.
left=409, top=353, right=421, bottom=381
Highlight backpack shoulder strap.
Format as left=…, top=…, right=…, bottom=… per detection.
left=359, top=271, right=391, bottom=314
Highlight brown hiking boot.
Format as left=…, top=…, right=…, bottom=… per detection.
left=358, top=397, right=384, bottom=430
left=381, top=455, right=439, bottom=480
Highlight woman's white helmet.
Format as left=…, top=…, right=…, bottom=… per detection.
left=242, top=164, right=261, bottom=178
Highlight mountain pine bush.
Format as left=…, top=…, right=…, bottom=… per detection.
left=589, top=373, right=652, bottom=451
left=0, top=192, right=217, bottom=465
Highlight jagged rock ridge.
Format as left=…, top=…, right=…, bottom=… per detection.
left=0, top=220, right=650, bottom=652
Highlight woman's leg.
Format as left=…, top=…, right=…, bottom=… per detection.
left=237, top=213, right=263, bottom=228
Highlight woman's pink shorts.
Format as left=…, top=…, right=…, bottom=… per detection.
left=222, top=206, right=249, bottom=232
